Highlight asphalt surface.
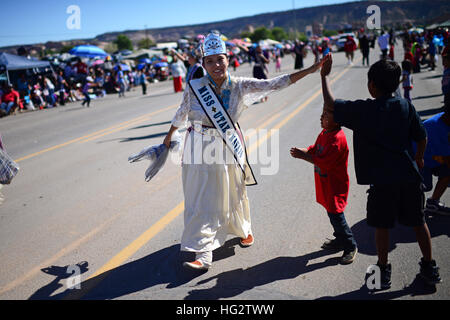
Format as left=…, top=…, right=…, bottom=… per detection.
left=0, top=44, right=449, bottom=301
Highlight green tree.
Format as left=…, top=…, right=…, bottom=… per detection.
left=104, top=42, right=118, bottom=54
left=115, top=34, right=133, bottom=51
left=240, top=31, right=252, bottom=39
left=59, top=45, right=74, bottom=54
left=138, top=37, right=154, bottom=49
left=323, top=29, right=338, bottom=37
left=288, top=31, right=307, bottom=42
left=251, top=27, right=272, bottom=42
left=271, top=27, right=288, bottom=42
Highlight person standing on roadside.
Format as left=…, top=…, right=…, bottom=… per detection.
left=238, top=44, right=271, bottom=102
left=140, top=70, right=147, bottom=95
left=378, top=30, right=390, bottom=60
left=360, top=34, right=371, bottom=67
left=56, top=69, right=68, bottom=105
left=170, top=55, right=187, bottom=93
left=117, top=65, right=126, bottom=98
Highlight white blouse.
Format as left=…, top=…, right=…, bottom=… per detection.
left=171, top=74, right=292, bottom=128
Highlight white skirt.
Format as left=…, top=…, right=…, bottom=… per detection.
left=180, top=128, right=252, bottom=252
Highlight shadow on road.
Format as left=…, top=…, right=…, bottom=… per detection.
left=28, top=214, right=448, bottom=300
left=317, top=274, right=437, bottom=300
left=418, top=106, right=445, bottom=118
left=420, top=74, right=443, bottom=80
left=351, top=214, right=450, bottom=257
left=413, top=93, right=443, bottom=100
left=99, top=126, right=185, bottom=144
left=184, top=250, right=340, bottom=300
left=94, top=131, right=168, bottom=144
left=29, top=239, right=240, bottom=300
left=128, top=121, right=171, bottom=131
left=119, top=132, right=168, bottom=142
left=317, top=213, right=445, bottom=300
left=29, top=262, right=89, bottom=300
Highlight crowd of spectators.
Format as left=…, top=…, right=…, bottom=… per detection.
left=2, top=27, right=448, bottom=118
left=0, top=42, right=289, bottom=117
left=0, top=56, right=164, bottom=117
left=400, top=27, right=449, bottom=73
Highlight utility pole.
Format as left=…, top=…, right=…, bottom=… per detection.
left=293, top=0, right=297, bottom=39
left=144, top=24, right=150, bottom=49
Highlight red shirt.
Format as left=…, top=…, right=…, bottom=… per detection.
left=75, top=62, right=87, bottom=74
left=2, top=89, right=19, bottom=103
left=307, top=128, right=349, bottom=213
left=344, top=38, right=356, bottom=52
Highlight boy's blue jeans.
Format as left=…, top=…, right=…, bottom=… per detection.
left=327, top=212, right=357, bottom=252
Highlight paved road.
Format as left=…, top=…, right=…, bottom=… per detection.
left=0, top=45, right=448, bottom=300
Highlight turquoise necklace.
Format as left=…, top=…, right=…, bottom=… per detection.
left=207, top=72, right=231, bottom=110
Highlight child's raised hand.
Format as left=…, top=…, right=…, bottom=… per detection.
left=320, top=53, right=332, bottom=77
left=290, top=147, right=305, bottom=159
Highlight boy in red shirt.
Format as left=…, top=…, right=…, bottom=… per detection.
left=290, top=108, right=357, bottom=264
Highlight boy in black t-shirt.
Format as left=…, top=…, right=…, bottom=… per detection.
left=320, top=54, right=442, bottom=289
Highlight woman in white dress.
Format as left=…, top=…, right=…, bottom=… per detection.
left=163, top=32, right=327, bottom=270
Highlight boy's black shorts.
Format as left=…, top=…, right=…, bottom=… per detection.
left=366, top=183, right=425, bottom=228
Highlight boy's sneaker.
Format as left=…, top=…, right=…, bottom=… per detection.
left=425, top=199, right=450, bottom=216
left=419, top=258, right=442, bottom=285
left=321, top=238, right=345, bottom=251
left=341, top=247, right=357, bottom=264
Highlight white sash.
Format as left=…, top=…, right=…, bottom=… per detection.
left=189, top=78, right=257, bottom=186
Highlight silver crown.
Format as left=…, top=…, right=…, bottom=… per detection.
left=202, top=32, right=227, bottom=57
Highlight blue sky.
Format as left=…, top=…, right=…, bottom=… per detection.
left=0, top=0, right=354, bottom=47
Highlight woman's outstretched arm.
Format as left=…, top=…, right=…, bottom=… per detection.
left=289, top=54, right=329, bottom=84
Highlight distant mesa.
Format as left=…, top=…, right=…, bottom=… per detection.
left=1, top=0, right=449, bottom=53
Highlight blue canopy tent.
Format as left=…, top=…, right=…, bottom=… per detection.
left=113, top=63, right=131, bottom=71
left=0, top=52, right=52, bottom=85
left=69, top=45, right=108, bottom=58
left=154, top=62, right=168, bottom=68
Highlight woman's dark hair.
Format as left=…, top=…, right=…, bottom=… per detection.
left=368, top=59, right=401, bottom=95
left=401, top=59, right=413, bottom=73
